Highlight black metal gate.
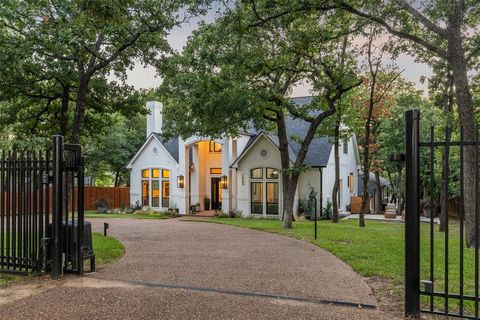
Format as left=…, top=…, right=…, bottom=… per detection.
left=405, top=109, right=479, bottom=319
left=0, top=135, right=85, bottom=277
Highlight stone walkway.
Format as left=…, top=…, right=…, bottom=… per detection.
left=0, top=218, right=397, bottom=319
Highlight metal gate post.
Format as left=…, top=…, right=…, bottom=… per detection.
left=52, top=135, right=64, bottom=278
left=405, top=110, right=421, bottom=317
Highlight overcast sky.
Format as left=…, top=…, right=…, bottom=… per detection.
left=120, top=12, right=433, bottom=97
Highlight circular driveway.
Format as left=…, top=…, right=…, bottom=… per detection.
left=0, top=218, right=394, bottom=319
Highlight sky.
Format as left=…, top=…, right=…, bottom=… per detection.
left=118, top=11, right=433, bottom=97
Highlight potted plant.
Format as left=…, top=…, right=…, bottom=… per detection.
left=203, top=196, right=211, bottom=211
left=95, top=197, right=109, bottom=213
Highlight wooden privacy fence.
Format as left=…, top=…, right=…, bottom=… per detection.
left=1, top=186, right=130, bottom=214
left=83, top=187, right=130, bottom=210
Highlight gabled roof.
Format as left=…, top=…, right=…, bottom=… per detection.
left=233, top=96, right=333, bottom=168
left=152, top=133, right=179, bottom=163
left=126, top=133, right=179, bottom=168
left=230, top=132, right=297, bottom=168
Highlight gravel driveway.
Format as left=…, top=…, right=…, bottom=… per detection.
left=0, top=218, right=396, bottom=319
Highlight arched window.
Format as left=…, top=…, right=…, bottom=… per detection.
left=250, top=168, right=279, bottom=215
left=141, top=168, right=170, bottom=208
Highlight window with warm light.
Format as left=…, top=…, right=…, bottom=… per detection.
left=162, top=169, right=170, bottom=178
left=348, top=173, right=354, bottom=193
left=250, top=168, right=263, bottom=179
left=162, top=180, right=170, bottom=207
left=251, top=182, right=263, bottom=214
left=209, top=141, right=222, bottom=153
left=142, top=180, right=149, bottom=206
left=266, top=168, right=279, bottom=179
left=141, top=168, right=170, bottom=208
left=210, top=168, right=222, bottom=175
left=250, top=167, right=279, bottom=215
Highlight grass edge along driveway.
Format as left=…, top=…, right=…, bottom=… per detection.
left=0, top=232, right=124, bottom=287
left=181, top=217, right=476, bottom=314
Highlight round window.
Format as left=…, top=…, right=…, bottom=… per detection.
left=152, top=147, right=158, bottom=155
left=260, top=148, right=269, bottom=158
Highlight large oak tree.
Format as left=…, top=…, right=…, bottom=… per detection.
left=0, top=0, right=210, bottom=144
left=247, top=0, right=480, bottom=245
left=160, top=5, right=361, bottom=228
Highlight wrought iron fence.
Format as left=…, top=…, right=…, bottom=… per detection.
left=0, top=135, right=87, bottom=277
left=405, top=109, right=479, bottom=319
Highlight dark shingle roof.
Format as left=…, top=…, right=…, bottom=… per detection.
left=283, top=110, right=332, bottom=167
left=151, top=96, right=332, bottom=167
left=153, top=133, right=179, bottom=163
left=239, top=96, right=332, bottom=167
left=285, top=96, right=332, bottom=167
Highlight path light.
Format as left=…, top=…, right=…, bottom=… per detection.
left=177, top=175, right=185, bottom=188
left=220, top=175, right=228, bottom=189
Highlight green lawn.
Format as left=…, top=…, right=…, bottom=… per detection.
left=92, top=232, right=124, bottom=267
left=85, top=211, right=172, bottom=219
left=0, top=232, right=124, bottom=286
left=183, top=217, right=477, bottom=314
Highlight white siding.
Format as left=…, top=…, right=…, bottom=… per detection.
left=129, top=137, right=180, bottom=210
left=235, top=135, right=282, bottom=217
left=319, top=136, right=359, bottom=212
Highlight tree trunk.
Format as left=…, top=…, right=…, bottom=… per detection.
left=59, top=85, right=69, bottom=137
left=277, top=112, right=295, bottom=229
left=359, top=113, right=373, bottom=227
left=360, top=168, right=369, bottom=227
left=71, top=74, right=88, bottom=144
left=374, top=171, right=382, bottom=214
left=448, top=23, right=477, bottom=247
left=282, top=173, right=300, bottom=229
left=332, top=121, right=340, bottom=222
left=114, top=168, right=121, bottom=187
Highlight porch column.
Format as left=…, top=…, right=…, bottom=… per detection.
left=231, top=139, right=238, bottom=211
left=221, top=137, right=231, bottom=213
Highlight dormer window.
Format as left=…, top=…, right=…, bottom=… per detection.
left=209, top=141, right=222, bottom=153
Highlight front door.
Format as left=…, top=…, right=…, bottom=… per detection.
left=211, top=178, right=222, bottom=210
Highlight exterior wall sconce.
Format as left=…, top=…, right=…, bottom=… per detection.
left=177, top=175, right=185, bottom=188
left=220, top=175, right=228, bottom=189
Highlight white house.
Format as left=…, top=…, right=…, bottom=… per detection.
left=127, top=97, right=362, bottom=218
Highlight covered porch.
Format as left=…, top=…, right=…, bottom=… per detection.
left=180, top=137, right=238, bottom=215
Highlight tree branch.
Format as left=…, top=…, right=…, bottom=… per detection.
left=337, top=1, right=448, bottom=59
left=393, top=0, right=447, bottom=37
